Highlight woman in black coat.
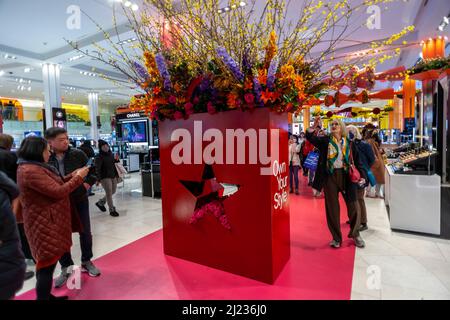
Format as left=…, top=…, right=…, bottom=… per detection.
left=306, top=117, right=366, bottom=249
left=0, top=171, right=26, bottom=300
left=95, top=140, right=120, bottom=217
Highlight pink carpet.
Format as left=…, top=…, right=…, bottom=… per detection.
left=17, top=178, right=356, bottom=300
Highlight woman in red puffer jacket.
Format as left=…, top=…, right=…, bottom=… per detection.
left=16, top=137, right=88, bottom=300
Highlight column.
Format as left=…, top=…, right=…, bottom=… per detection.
left=88, top=92, right=99, bottom=142
left=42, top=63, right=61, bottom=129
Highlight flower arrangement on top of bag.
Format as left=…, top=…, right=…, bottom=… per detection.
left=68, top=0, right=415, bottom=121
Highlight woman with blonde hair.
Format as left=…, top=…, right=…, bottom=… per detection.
left=306, top=118, right=366, bottom=248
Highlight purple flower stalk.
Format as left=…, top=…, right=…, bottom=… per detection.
left=155, top=53, right=172, bottom=90
left=132, top=61, right=149, bottom=81
left=242, top=48, right=252, bottom=72
left=253, top=75, right=262, bottom=105
left=216, top=47, right=244, bottom=82
left=267, top=57, right=279, bottom=90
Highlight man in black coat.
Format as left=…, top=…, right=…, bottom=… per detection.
left=45, top=127, right=100, bottom=289
left=0, top=171, right=26, bottom=300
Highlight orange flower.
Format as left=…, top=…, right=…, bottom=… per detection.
left=153, top=86, right=161, bottom=96
left=174, top=82, right=182, bottom=93
left=227, top=93, right=239, bottom=109
left=244, top=78, right=253, bottom=90
left=261, top=89, right=272, bottom=104
left=258, top=69, right=267, bottom=86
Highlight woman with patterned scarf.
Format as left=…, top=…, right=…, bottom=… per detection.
left=306, top=117, right=366, bottom=249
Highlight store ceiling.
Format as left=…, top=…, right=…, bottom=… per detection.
left=0, top=0, right=448, bottom=107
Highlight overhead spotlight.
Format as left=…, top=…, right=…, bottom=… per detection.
left=239, top=1, right=247, bottom=6
left=131, top=4, right=139, bottom=11
left=224, top=7, right=230, bottom=11
left=0, top=70, right=4, bottom=77
left=445, top=36, right=449, bottom=41
left=124, top=1, right=132, bottom=7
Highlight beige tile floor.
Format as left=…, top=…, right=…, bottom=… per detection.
left=351, top=197, right=450, bottom=300
left=17, top=173, right=450, bottom=300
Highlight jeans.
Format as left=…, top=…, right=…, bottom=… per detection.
left=289, top=165, right=299, bottom=191
left=59, top=198, right=93, bottom=268
left=36, top=263, right=57, bottom=300
left=99, top=178, right=118, bottom=212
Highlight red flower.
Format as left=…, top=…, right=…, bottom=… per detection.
left=174, top=111, right=184, bottom=120
left=184, top=102, right=194, bottom=115
left=207, top=102, right=216, bottom=114
left=168, top=95, right=177, bottom=104
left=285, top=102, right=294, bottom=112
left=244, top=93, right=255, bottom=105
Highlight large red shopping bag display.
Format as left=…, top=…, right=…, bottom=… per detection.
left=159, top=108, right=290, bottom=284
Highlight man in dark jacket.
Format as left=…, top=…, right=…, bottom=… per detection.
left=0, top=171, right=26, bottom=300
left=45, top=127, right=101, bottom=289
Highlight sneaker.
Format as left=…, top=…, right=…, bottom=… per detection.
left=81, top=261, right=101, bottom=277
left=110, top=210, right=120, bottom=217
left=295, top=190, right=299, bottom=195
left=329, top=240, right=341, bottom=248
left=54, top=267, right=72, bottom=288
left=289, top=189, right=294, bottom=194
left=95, top=201, right=107, bottom=212
left=24, top=271, right=35, bottom=281
left=360, top=223, right=368, bottom=232
left=354, top=236, right=366, bottom=248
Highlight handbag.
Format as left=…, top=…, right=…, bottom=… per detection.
left=115, top=161, right=128, bottom=178
left=349, top=144, right=361, bottom=183
left=303, top=151, right=319, bottom=171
